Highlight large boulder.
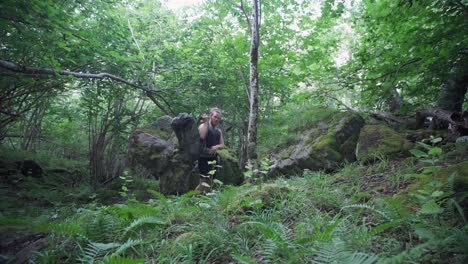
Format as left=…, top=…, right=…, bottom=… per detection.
left=269, top=111, right=365, bottom=176
left=128, top=113, right=242, bottom=194
left=356, top=124, right=413, bottom=163
left=217, top=149, right=243, bottom=185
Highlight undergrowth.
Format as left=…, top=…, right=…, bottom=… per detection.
left=1, top=142, right=467, bottom=263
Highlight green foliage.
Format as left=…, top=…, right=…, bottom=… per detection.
left=2, top=0, right=468, bottom=263
left=344, top=0, right=468, bottom=111
left=258, top=102, right=338, bottom=156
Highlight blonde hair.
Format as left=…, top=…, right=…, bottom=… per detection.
left=209, top=107, right=221, bottom=116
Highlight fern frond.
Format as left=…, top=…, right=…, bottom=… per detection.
left=312, top=241, right=342, bottom=264
left=100, top=256, right=145, bottom=264
left=380, top=242, right=430, bottom=264
left=147, top=189, right=167, bottom=203
left=41, top=222, right=84, bottom=238
left=296, top=217, right=344, bottom=245
left=180, top=190, right=200, bottom=199
left=85, top=212, right=119, bottom=243
left=341, top=252, right=378, bottom=264
left=123, top=215, right=168, bottom=236
left=81, top=241, right=121, bottom=261
left=232, top=254, right=257, bottom=264
left=262, top=239, right=278, bottom=263
left=369, top=221, right=401, bottom=237
left=110, top=238, right=142, bottom=257
left=341, top=204, right=393, bottom=222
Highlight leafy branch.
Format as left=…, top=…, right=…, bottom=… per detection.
left=0, top=60, right=174, bottom=115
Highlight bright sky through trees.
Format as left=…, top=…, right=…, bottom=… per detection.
left=165, top=0, right=203, bottom=11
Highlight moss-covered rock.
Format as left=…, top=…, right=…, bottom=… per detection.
left=217, top=149, right=243, bottom=185
left=128, top=114, right=243, bottom=195
left=269, top=110, right=365, bottom=176
left=356, top=124, right=413, bottom=163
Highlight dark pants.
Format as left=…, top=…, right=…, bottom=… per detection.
left=196, top=156, right=218, bottom=193
left=198, top=157, right=217, bottom=177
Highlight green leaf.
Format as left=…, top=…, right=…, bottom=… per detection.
left=409, top=149, right=428, bottom=158
left=431, top=191, right=444, bottom=198
left=428, top=147, right=442, bottom=156
left=198, top=202, right=211, bottom=209
left=417, top=142, right=432, bottom=151
left=414, top=227, right=435, bottom=240
left=213, top=179, right=223, bottom=186
left=419, top=200, right=443, bottom=215
left=405, top=173, right=428, bottom=180
left=422, top=166, right=441, bottom=174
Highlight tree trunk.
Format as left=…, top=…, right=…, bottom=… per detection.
left=416, top=108, right=468, bottom=137
left=437, top=59, right=468, bottom=112
left=246, top=0, right=260, bottom=167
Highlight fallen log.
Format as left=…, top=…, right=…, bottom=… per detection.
left=415, top=108, right=468, bottom=136
left=370, top=111, right=409, bottom=127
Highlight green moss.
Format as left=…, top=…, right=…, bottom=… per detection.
left=217, top=149, right=237, bottom=162
left=357, top=124, right=413, bottom=163
left=258, top=104, right=338, bottom=157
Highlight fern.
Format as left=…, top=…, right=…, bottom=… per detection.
left=262, top=239, right=279, bottom=263
left=341, top=204, right=393, bottom=222
left=123, top=215, right=168, bottom=236
left=100, top=256, right=145, bottom=264
left=342, top=252, right=378, bottom=264
left=296, top=217, right=345, bottom=245
left=232, top=254, right=257, bottom=264
left=110, top=238, right=143, bottom=257
left=242, top=221, right=299, bottom=263
left=379, top=242, right=431, bottom=264
left=42, top=222, right=84, bottom=238
left=85, top=212, right=120, bottom=243
left=79, top=241, right=120, bottom=262
left=312, top=239, right=378, bottom=264
left=147, top=189, right=168, bottom=205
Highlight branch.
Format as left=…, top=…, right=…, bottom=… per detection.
left=127, top=18, right=143, bottom=56
left=1, top=60, right=140, bottom=89
left=237, top=0, right=251, bottom=34
left=0, top=60, right=173, bottom=115
left=331, top=58, right=422, bottom=87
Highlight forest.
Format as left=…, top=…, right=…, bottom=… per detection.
left=0, top=0, right=467, bottom=263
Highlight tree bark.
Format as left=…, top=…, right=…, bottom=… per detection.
left=416, top=108, right=468, bottom=136
left=246, top=0, right=260, bottom=167
left=437, top=59, right=468, bottom=113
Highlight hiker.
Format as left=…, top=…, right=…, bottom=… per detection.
left=196, top=107, right=225, bottom=193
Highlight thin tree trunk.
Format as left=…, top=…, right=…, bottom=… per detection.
left=246, top=0, right=260, bottom=168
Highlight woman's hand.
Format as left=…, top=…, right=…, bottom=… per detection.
left=209, top=145, right=219, bottom=154
left=201, top=113, right=209, bottom=123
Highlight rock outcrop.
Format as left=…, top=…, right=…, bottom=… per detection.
left=268, top=111, right=365, bottom=176
left=356, top=124, right=413, bottom=163
left=128, top=114, right=242, bottom=194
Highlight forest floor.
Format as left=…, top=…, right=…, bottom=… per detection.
left=0, top=143, right=467, bottom=263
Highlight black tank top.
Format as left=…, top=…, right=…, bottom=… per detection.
left=205, top=125, right=221, bottom=148
left=200, top=125, right=221, bottom=158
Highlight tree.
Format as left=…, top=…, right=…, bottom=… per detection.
left=341, top=0, right=468, bottom=113
left=246, top=0, right=261, bottom=168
